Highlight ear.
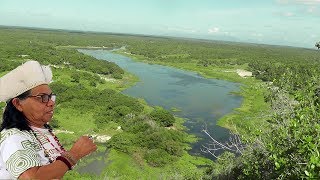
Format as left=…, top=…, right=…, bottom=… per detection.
left=12, top=98, right=23, bottom=112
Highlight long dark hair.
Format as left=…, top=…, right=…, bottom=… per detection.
left=1, top=90, right=32, bottom=131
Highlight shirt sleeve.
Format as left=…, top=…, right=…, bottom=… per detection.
left=0, top=134, right=41, bottom=178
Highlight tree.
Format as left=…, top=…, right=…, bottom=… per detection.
left=315, top=42, right=320, bottom=49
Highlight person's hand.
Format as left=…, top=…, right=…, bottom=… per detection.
left=69, top=136, right=97, bottom=161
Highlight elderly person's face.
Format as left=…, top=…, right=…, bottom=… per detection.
left=13, top=84, right=55, bottom=128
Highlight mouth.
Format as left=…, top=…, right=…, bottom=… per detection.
left=47, top=110, right=54, bottom=114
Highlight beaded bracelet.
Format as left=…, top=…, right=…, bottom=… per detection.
left=56, top=156, right=72, bottom=170
left=61, top=151, right=77, bottom=165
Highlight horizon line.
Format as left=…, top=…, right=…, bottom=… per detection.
left=0, top=24, right=315, bottom=50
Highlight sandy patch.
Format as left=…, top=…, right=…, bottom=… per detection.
left=54, top=129, right=74, bottom=134
left=54, top=130, right=111, bottom=143
left=91, top=134, right=112, bottom=143
left=236, top=69, right=252, bottom=77
left=98, top=74, right=116, bottom=82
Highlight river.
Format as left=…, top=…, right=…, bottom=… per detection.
left=78, top=49, right=242, bottom=159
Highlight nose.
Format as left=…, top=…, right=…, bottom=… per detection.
left=46, top=98, right=55, bottom=107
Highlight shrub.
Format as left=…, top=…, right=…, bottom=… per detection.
left=70, top=72, right=80, bottom=83
left=111, top=73, right=123, bottom=79
left=144, top=149, right=176, bottom=167
left=122, top=118, right=151, bottom=133
left=114, top=106, right=131, bottom=117
left=106, top=133, right=136, bottom=153
left=150, top=107, right=175, bottom=127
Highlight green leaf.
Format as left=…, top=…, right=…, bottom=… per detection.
left=305, top=170, right=310, bottom=177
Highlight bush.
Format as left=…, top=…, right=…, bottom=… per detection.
left=114, top=106, right=131, bottom=117
left=111, top=73, right=123, bottom=79
left=144, top=149, right=176, bottom=167
left=164, top=140, right=183, bottom=156
left=89, top=80, right=97, bottom=87
left=122, top=118, right=151, bottom=133
left=70, top=72, right=80, bottom=83
left=94, top=115, right=114, bottom=128
left=149, top=107, right=175, bottom=127
left=106, top=133, right=136, bottom=153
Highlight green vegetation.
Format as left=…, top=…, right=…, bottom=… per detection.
left=1, top=26, right=319, bottom=179
left=315, top=41, right=320, bottom=49
left=0, top=27, right=209, bottom=179
left=150, top=106, right=175, bottom=127
left=111, top=34, right=320, bottom=178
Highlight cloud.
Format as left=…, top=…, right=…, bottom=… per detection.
left=295, top=0, right=320, bottom=5
left=276, top=0, right=320, bottom=5
left=275, top=0, right=320, bottom=16
left=208, top=27, right=219, bottom=34
left=273, top=11, right=295, bottom=17
left=307, top=6, right=317, bottom=12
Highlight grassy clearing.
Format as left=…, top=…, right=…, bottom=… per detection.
left=54, top=108, right=96, bottom=133
left=99, top=149, right=210, bottom=179
left=217, top=84, right=270, bottom=136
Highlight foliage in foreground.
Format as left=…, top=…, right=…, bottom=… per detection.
left=206, top=76, right=320, bottom=179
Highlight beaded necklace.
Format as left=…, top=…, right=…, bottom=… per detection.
left=31, top=126, right=65, bottom=163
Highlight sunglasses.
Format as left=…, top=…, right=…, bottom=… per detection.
left=28, top=93, right=56, bottom=103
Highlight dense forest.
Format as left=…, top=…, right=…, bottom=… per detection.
left=1, top=26, right=320, bottom=179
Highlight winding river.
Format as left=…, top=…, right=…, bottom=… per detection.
left=79, top=49, right=242, bottom=159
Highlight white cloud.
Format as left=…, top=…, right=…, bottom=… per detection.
left=208, top=27, right=219, bottom=34
left=273, top=11, right=295, bottom=16
left=295, top=0, right=320, bottom=5
left=307, top=6, right=317, bottom=12
left=276, top=0, right=320, bottom=4
left=275, top=0, right=320, bottom=16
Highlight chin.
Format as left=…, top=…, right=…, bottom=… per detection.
left=44, top=116, right=53, bottom=123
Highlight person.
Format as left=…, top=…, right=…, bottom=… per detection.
left=0, top=60, right=97, bottom=179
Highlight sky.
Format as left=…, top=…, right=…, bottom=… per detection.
left=0, top=0, right=319, bottom=48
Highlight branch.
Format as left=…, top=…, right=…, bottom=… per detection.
left=201, top=129, right=246, bottom=159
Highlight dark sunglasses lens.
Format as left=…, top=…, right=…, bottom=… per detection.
left=40, top=94, right=56, bottom=103
left=42, top=95, right=50, bottom=103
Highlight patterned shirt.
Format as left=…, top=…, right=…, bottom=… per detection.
left=0, top=127, right=62, bottom=179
